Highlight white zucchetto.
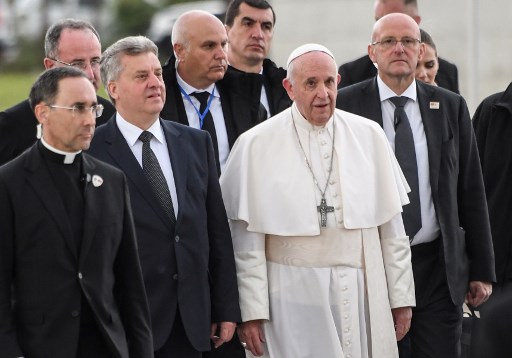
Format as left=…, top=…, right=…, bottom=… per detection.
left=286, top=43, right=336, bottom=69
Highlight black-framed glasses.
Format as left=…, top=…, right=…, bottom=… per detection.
left=48, top=104, right=104, bottom=118
left=49, top=57, right=101, bottom=71
left=371, top=37, right=421, bottom=49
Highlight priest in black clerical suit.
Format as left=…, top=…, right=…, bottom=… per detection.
left=0, top=67, right=152, bottom=358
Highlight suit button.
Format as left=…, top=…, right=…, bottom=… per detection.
left=71, top=310, right=80, bottom=318
left=175, top=235, right=180, bottom=243
left=78, top=272, right=83, bottom=279
left=172, top=274, right=179, bottom=280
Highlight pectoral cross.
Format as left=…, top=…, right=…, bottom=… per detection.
left=317, top=198, right=334, bottom=227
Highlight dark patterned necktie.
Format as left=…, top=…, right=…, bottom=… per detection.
left=390, top=96, right=422, bottom=240
left=139, top=131, right=176, bottom=227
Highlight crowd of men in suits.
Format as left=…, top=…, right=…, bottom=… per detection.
left=0, top=0, right=510, bottom=357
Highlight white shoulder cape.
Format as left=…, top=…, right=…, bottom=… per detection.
left=220, top=104, right=410, bottom=235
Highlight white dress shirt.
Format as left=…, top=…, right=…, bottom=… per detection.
left=377, top=76, right=440, bottom=245
left=115, top=114, right=179, bottom=216
left=176, top=72, right=230, bottom=171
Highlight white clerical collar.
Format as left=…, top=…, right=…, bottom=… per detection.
left=116, top=113, right=165, bottom=148
left=176, top=71, right=217, bottom=96
left=40, top=137, right=81, bottom=164
left=290, top=102, right=334, bottom=133
left=376, top=75, right=418, bottom=103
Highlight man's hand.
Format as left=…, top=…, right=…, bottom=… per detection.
left=210, top=321, right=236, bottom=349
left=392, top=306, right=412, bottom=341
left=465, top=281, right=492, bottom=307
left=237, top=319, right=266, bottom=356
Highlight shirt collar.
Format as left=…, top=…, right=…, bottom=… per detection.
left=115, top=113, right=166, bottom=147
left=176, top=71, right=217, bottom=97
left=376, top=75, right=418, bottom=103
left=40, top=137, right=82, bottom=164
left=291, top=102, right=334, bottom=133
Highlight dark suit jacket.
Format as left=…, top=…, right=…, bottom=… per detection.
left=338, top=54, right=460, bottom=94
left=261, top=58, right=292, bottom=116
left=0, top=144, right=152, bottom=358
left=0, top=96, right=115, bottom=166
left=473, top=82, right=512, bottom=284
left=160, top=55, right=265, bottom=151
left=88, top=117, right=241, bottom=351
left=229, top=58, right=291, bottom=117
left=337, top=78, right=495, bottom=305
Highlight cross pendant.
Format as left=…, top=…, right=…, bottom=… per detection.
left=317, top=197, right=334, bottom=227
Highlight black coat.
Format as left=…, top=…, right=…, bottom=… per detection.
left=338, top=54, right=459, bottom=94
left=261, top=58, right=291, bottom=116
left=160, top=55, right=265, bottom=150
left=0, top=145, right=152, bottom=358
left=337, top=78, right=495, bottom=305
left=0, top=96, right=115, bottom=166
left=473, top=82, right=512, bottom=284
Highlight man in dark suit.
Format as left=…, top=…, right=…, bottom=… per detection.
left=337, top=13, right=495, bottom=358
left=224, top=0, right=291, bottom=118
left=0, top=18, right=115, bottom=166
left=472, top=84, right=512, bottom=355
left=0, top=67, right=152, bottom=358
left=338, top=0, right=459, bottom=93
left=160, top=10, right=264, bottom=175
left=88, top=36, right=240, bottom=358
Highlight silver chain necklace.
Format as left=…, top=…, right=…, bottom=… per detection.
left=291, top=110, right=335, bottom=227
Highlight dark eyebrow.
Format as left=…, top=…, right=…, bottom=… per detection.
left=241, top=16, right=256, bottom=23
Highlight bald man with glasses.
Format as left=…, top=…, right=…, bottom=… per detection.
left=0, top=18, right=115, bottom=167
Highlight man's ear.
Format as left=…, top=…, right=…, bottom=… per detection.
left=108, top=81, right=119, bottom=101
left=282, top=78, right=295, bottom=101
left=43, top=58, right=55, bottom=70
left=368, top=43, right=376, bottom=63
left=34, top=103, right=49, bottom=125
left=418, top=43, right=425, bottom=61
left=174, top=43, right=185, bottom=62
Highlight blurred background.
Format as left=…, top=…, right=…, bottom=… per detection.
left=1, top=0, right=510, bottom=114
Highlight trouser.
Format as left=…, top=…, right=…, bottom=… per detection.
left=155, top=311, right=201, bottom=358
left=398, top=239, right=463, bottom=358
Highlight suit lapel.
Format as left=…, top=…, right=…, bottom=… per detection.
left=417, top=82, right=443, bottom=201
left=363, top=78, right=384, bottom=126
left=161, top=120, right=187, bottom=225
left=104, top=119, right=174, bottom=230
left=25, top=144, right=78, bottom=260
left=79, top=154, right=99, bottom=263
left=216, top=81, right=238, bottom=148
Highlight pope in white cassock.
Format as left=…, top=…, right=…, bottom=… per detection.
left=219, top=44, right=416, bottom=358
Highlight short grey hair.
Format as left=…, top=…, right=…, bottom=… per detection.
left=45, top=18, right=100, bottom=58
left=100, top=36, right=158, bottom=103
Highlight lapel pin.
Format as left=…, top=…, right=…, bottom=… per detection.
left=92, top=175, right=103, bottom=188
left=429, top=101, right=440, bottom=109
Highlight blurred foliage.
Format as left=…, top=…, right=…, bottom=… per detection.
left=110, top=0, right=158, bottom=43
left=0, top=38, right=45, bottom=73
left=0, top=0, right=229, bottom=72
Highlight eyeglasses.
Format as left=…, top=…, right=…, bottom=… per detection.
left=371, top=37, right=421, bottom=49
left=49, top=57, right=101, bottom=71
left=48, top=104, right=104, bottom=118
